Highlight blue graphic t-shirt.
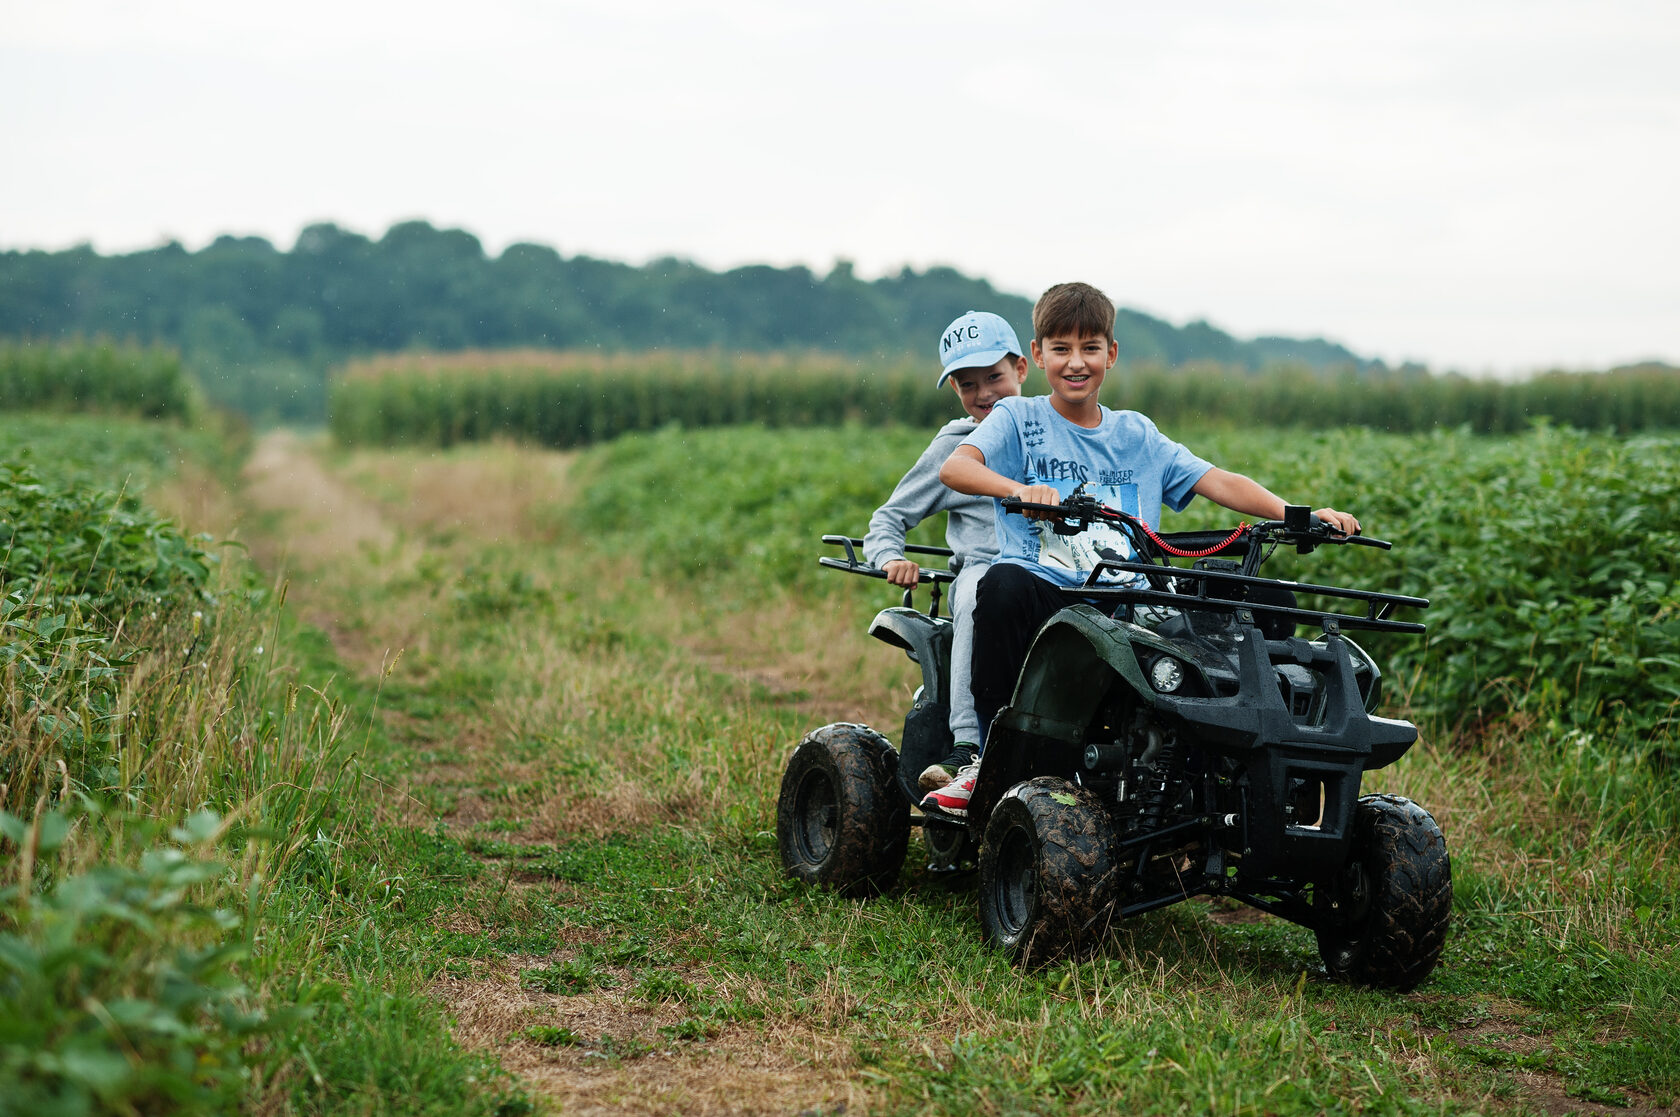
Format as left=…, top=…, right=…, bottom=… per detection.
left=962, top=396, right=1214, bottom=588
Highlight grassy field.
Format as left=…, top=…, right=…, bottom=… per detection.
left=249, top=422, right=1677, bottom=1114
left=6, top=414, right=1677, bottom=1114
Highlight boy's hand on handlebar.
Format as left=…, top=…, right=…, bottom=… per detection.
left=1313, top=507, right=1361, bottom=535
left=882, top=558, right=921, bottom=587
left=1011, top=484, right=1062, bottom=520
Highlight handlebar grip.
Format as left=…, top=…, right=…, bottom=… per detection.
left=1001, top=497, right=1064, bottom=516
left=1309, top=515, right=1385, bottom=546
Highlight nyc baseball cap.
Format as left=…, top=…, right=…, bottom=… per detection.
left=936, top=311, right=1023, bottom=388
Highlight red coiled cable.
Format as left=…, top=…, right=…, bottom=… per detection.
left=1113, top=513, right=1249, bottom=559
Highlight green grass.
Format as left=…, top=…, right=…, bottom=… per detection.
left=249, top=422, right=1679, bottom=1113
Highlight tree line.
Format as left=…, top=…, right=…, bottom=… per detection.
left=0, top=220, right=1374, bottom=423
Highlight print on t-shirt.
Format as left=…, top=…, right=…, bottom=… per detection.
left=963, top=396, right=1215, bottom=591
left=1025, top=476, right=1140, bottom=584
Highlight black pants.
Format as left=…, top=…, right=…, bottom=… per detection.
left=971, top=563, right=1076, bottom=749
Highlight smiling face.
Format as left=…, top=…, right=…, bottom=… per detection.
left=1030, top=332, right=1118, bottom=424
left=947, top=355, right=1029, bottom=421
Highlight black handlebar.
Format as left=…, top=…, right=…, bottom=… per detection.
left=999, top=495, right=1391, bottom=553
left=817, top=503, right=1423, bottom=632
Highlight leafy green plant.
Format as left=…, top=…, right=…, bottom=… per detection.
left=520, top=957, right=619, bottom=995
left=569, top=422, right=938, bottom=588
left=0, top=456, right=215, bottom=623
left=520, top=1024, right=583, bottom=1047
left=567, top=421, right=1680, bottom=769
left=0, top=456, right=221, bottom=811
left=0, top=809, right=287, bottom=1117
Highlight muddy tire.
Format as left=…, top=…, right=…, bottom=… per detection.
left=1316, top=794, right=1452, bottom=991
left=978, top=777, right=1119, bottom=967
left=777, top=723, right=909, bottom=897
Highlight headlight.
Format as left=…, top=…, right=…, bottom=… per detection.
left=1149, top=656, right=1185, bottom=693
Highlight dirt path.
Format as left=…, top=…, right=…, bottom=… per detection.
left=242, top=428, right=398, bottom=571
left=235, top=432, right=857, bottom=1115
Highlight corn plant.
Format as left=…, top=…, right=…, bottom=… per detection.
left=0, top=341, right=197, bottom=421
left=330, top=349, right=1680, bottom=451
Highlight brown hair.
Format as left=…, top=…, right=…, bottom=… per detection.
left=1032, top=282, right=1116, bottom=342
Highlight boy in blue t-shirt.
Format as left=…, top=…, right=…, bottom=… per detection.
left=923, top=282, right=1361, bottom=816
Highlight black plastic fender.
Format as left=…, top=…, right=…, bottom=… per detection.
left=868, top=606, right=952, bottom=707
left=970, top=606, right=1157, bottom=827
left=868, top=607, right=957, bottom=800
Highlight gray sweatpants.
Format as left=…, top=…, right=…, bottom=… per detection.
left=948, top=560, right=988, bottom=746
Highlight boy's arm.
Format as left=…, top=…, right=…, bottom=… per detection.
left=864, top=492, right=926, bottom=587
left=939, top=446, right=1063, bottom=517
left=1192, top=468, right=1361, bottom=534
left=865, top=433, right=966, bottom=586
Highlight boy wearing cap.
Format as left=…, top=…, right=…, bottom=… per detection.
left=922, top=282, right=1362, bottom=816
left=863, top=310, right=1029, bottom=790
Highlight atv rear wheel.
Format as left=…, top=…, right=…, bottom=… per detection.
left=1316, top=794, right=1452, bottom=990
left=923, top=818, right=973, bottom=871
left=978, top=777, right=1119, bottom=966
left=777, top=723, right=909, bottom=897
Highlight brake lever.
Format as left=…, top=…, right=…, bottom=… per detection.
left=1002, top=497, right=1104, bottom=535
left=1284, top=514, right=1390, bottom=551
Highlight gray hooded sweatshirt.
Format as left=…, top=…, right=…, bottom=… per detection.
left=863, top=418, right=998, bottom=572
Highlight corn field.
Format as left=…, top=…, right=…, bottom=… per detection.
left=0, top=340, right=197, bottom=420
left=328, top=350, right=1680, bottom=449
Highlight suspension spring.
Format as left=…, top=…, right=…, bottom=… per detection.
left=1133, top=724, right=1182, bottom=832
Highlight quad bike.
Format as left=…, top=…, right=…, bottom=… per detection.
left=776, top=497, right=1452, bottom=990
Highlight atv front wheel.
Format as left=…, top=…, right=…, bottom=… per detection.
left=978, top=777, right=1119, bottom=966
left=1315, top=794, right=1452, bottom=990
left=777, top=723, right=909, bottom=897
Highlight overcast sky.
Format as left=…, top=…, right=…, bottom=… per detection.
left=4, top=0, right=1677, bottom=373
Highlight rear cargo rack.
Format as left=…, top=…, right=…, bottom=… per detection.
left=819, top=535, right=957, bottom=616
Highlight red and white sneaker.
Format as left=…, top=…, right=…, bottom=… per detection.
left=917, top=743, right=977, bottom=792
left=920, top=763, right=979, bottom=817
